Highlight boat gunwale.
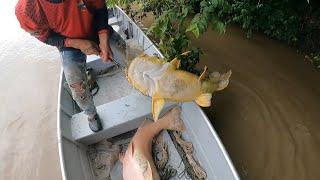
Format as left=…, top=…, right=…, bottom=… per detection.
left=114, top=5, right=164, bottom=59
left=114, top=6, right=239, bottom=178
left=192, top=104, right=240, bottom=179
left=57, top=71, right=67, bottom=180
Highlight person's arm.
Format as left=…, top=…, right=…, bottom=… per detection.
left=41, top=31, right=100, bottom=55
left=86, top=0, right=114, bottom=61
left=65, top=38, right=100, bottom=55
left=44, top=31, right=100, bottom=55
left=88, top=0, right=113, bottom=34
left=44, top=30, right=66, bottom=48
left=15, top=0, right=99, bottom=55
left=15, top=0, right=63, bottom=47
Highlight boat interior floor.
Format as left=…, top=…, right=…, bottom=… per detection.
left=68, top=33, right=190, bottom=179
left=59, top=7, right=238, bottom=180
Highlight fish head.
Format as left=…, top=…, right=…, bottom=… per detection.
left=201, top=70, right=232, bottom=93
left=127, top=54, right=168, bottom=96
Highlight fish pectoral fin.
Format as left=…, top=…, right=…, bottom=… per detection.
left=195, top=93, right=212, bottom=107
left=199, top=66, right=208, bottom=81
left=170, top=58, right=181, bottom=69
left=152, top=96, right=165, bottom=121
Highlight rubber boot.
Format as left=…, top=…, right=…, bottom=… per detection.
left=88, top=114, right=102, bottom=132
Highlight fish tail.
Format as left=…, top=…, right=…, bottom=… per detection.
left=202, top=70, right=232, bottom=93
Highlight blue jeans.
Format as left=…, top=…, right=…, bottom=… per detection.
left=60, top=48, right=96, bottom=118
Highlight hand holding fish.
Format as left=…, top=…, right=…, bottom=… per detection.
left=98, top=30, right=114, bottom=62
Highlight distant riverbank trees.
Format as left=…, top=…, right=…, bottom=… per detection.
left=220, top=0, right=320, bottom=69
left=108, top=0, right=320, bottom=70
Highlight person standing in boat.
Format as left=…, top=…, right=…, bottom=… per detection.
left=15, top=0, right=113, bottom=132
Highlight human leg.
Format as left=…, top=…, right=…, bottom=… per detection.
left=60, top=48, right=102, bottom=132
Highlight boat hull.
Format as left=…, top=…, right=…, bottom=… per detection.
left=57, top=6, right=239, bottom=180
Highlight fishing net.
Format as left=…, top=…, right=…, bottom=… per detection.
left=87, top=129, right=207, bottom=180
left=87, top=140, right=120, bottom=180
left=153, top=133, right=177, bottom=180
left=169, top=131, right=207, bottom=180
left=153, top=131, right=207, bottom=180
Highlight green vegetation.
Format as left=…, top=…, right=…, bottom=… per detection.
left=107, top=0, right=228, bottom=73
left=219, top=0, right=320, bottom=69
left=107, top=0, right=320, bottom=70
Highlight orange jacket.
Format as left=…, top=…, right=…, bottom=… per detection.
left=15, top=0, right=112, bottom=48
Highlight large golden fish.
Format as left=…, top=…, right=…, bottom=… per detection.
left=126, top=53, right=231, bottom=120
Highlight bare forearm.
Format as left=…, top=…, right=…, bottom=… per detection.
left=98, top=30, right=110, bottom=44
left=65, top=38, right=100, bottom=55
left=44, top=31, right=66, bottom=48
left=65, top=38, right=83, bottom=49
left=98, top=30, right=113, bottom=61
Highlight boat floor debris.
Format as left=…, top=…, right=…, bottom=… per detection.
left=87, top=140, right=120, bottom=180
left=87, top=128, right=207, bottom=180
left=172, top=132, right=207, bottom=179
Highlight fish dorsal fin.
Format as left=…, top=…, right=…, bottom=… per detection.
left=198, top=66, right=208, bottom=81
left=181, top=51, right=191, bottom=56
left=152, top=95, right=165, bottom=121
left=169, top=51, right=190, bottom=70
left=195, top=93, right=212, bottom=107
left=170, top=58, right=180, bottom=69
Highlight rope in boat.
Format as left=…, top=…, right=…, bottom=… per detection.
left=153, top=133, right=177, bottom=180
left=87, top=140, right=120, bottom=180
left=168, top=131, right=207, bottom=180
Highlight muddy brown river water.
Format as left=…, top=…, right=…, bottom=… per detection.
left=0, top=1, right=62, bottom=179
left=1, top=2, right=320, bottom=180
left=196, top=28, right=320, bottom=180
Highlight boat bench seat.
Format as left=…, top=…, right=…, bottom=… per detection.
left=70, top=93, right=176, bottom=145
left=71, top=93, right=188, bottom=179
left=108, top=17, right=119, bottom=25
